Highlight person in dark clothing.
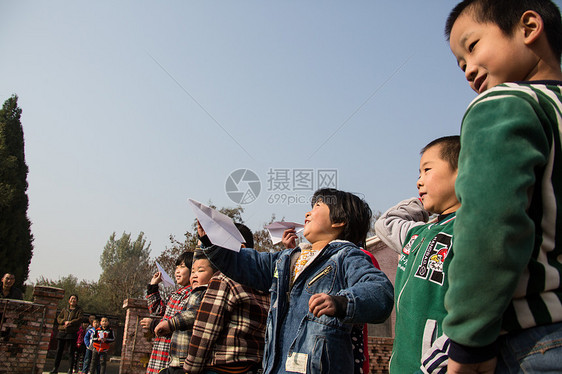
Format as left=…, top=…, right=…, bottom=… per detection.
left=51, top=294, right=84, bottom=374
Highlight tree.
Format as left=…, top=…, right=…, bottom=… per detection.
left=253, top=214, right=284, bottom=253
left=33, top=274, right=102, bottom=310
left=98, top=232, right=152, bottom=316
left=154, top=204, right=246, bottom=276
left=0, top=95, right=33, bottom=288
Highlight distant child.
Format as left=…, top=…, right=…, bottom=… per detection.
left=89, top=317, right=115, bottom=374
left=375, top=135, right=460, bottom=373
left=74, top=318, right=90, bottom=373
left=151, top=251, right=214, bottom=374
left=443, top=0, right=562, bottom=372
left=187, top=223, right=270, bottom=374
left=83, top=318, right=99, bottom=374
left=201, top=188, right=394, bottom=373
left=141, top=251, right=194, bottom=374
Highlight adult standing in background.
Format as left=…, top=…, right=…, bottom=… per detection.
left=0, top=273, right=23, bottom=300
left=51, top=294, right=84, bottom=374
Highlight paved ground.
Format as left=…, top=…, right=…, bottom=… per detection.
left=42, top=356, right=120, bottom=374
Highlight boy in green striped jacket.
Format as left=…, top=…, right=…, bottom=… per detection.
left=444, top=0, right=562, bottom=372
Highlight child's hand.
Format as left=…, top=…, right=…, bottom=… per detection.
left=309, top=293, right=337, bottom=317
left=154, top=320, right=172, bottom=337
left=150, top=272, right=163, bottom=285
left=282, top=228, right=298, bottom=249
left=139, top=318, right=153, bottom=330
left=196, top=220, right=206, bottom=238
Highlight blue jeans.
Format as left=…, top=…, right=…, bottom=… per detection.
left=496, top=321, right=562, bottom=373
left=82, top=349, right=92, bottom=372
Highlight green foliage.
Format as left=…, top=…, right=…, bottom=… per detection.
left=27, top=202, right=289, bottom=317
left=0, top=95, right=33, bottom=288
left=33, top=274, right=108, bottom=313
left=98, top=232, right=152, bottom=316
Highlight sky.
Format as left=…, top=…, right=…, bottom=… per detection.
left=4, top=1, right=557, bottom=283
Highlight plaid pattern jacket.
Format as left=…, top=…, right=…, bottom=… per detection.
left=183, top=273, right=270, bottom=374
left=145, top=284, right=191, bottom=374
left=167, top=286, right=207, bottom=367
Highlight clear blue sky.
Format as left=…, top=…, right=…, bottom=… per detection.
left=3, top=1, right=548, bottom=283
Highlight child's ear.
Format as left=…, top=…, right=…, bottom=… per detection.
left=520, top=10, right=544, bottom=45
left=331, top=221, right=345, bottom=229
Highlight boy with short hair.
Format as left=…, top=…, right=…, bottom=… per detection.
left=151, top=251, right=214, bottom=374
left=82, top=318, right=99, bottom=374
left=142, top=251, right=193, bottom=373
left=444, top=0, right=562, bottom=372
left=200, top=189, right=394, bottom=374
left=89, top=317, right=115, bottom=374
left=186, top=223, right=270, bottom=374
left=375, top=135, right=460, bottom=373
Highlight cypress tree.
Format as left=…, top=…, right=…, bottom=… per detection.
left=0, top=95, right=33, bottom=288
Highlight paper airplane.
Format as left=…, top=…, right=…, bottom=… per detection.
left=265, top=221, right=304, bottom=245
left=155, top=261, right=176, bottom=288
left=188, top=199, right=245, bottom=252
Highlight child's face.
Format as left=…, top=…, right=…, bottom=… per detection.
left=100, top=318, right=109, bottom=328
left=190, top=259, right=215, bottom=288
left=303, top=200, right=343, bottom=243
left=93, top=320, right=100, bottom=329
left=417, top=145, right=460, bottom=215
left=175, top=261, right=191, bottom=287
left=449, top=11, right=539, bottom=94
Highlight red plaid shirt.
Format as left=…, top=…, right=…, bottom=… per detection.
left=183, top=273, right=269, bottom=374
left=146, top=284, right=191, bottom=373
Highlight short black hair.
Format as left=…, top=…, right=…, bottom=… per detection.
left=445, top=0, right=562, bottom=62
left=192, top=250, right=219, bottom=273
left=421, top=136, right=461, bottom=171
left=311, top=188, right=372, bottom=247
left=234, top=223, right=254, bottom=248
left=176, top=251, right=194, bottom=267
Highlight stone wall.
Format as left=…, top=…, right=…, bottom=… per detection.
left=0, top=286, right=64, bottom=374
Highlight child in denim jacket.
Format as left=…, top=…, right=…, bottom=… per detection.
left=200, top=188, right=394, bottom=374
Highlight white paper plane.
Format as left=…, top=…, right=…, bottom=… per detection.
left=155, top=261, right=176, bottom=288
left=265, top=221, right=304, bottom=245
left=188, top=199, right=245, bottom=252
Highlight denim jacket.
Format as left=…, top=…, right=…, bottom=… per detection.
left=204, top=240, right=394, bottom=374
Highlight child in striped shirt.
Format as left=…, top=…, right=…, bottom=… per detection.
left=443, top=0, right=562, bottom=372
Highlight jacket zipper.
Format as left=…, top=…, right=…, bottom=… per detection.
left=307, top=266, right=333, bottom=287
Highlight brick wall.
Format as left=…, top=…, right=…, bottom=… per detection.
left=0, top=286, right=64, bottom=374
left=368, top=336, right=394, bottom=374
left=119, top=298, right=153, bottom=374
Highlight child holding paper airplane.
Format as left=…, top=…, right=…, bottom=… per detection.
left=152, top=250, right=215, bottom=374
left=182, top=222, right=269, bottom=374
left=197, top=188, right=394, bottom=374
left=141, top=251, right=194, bottom=374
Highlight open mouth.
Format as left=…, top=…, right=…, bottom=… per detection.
left=474, top=74, right=487, bottom=93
